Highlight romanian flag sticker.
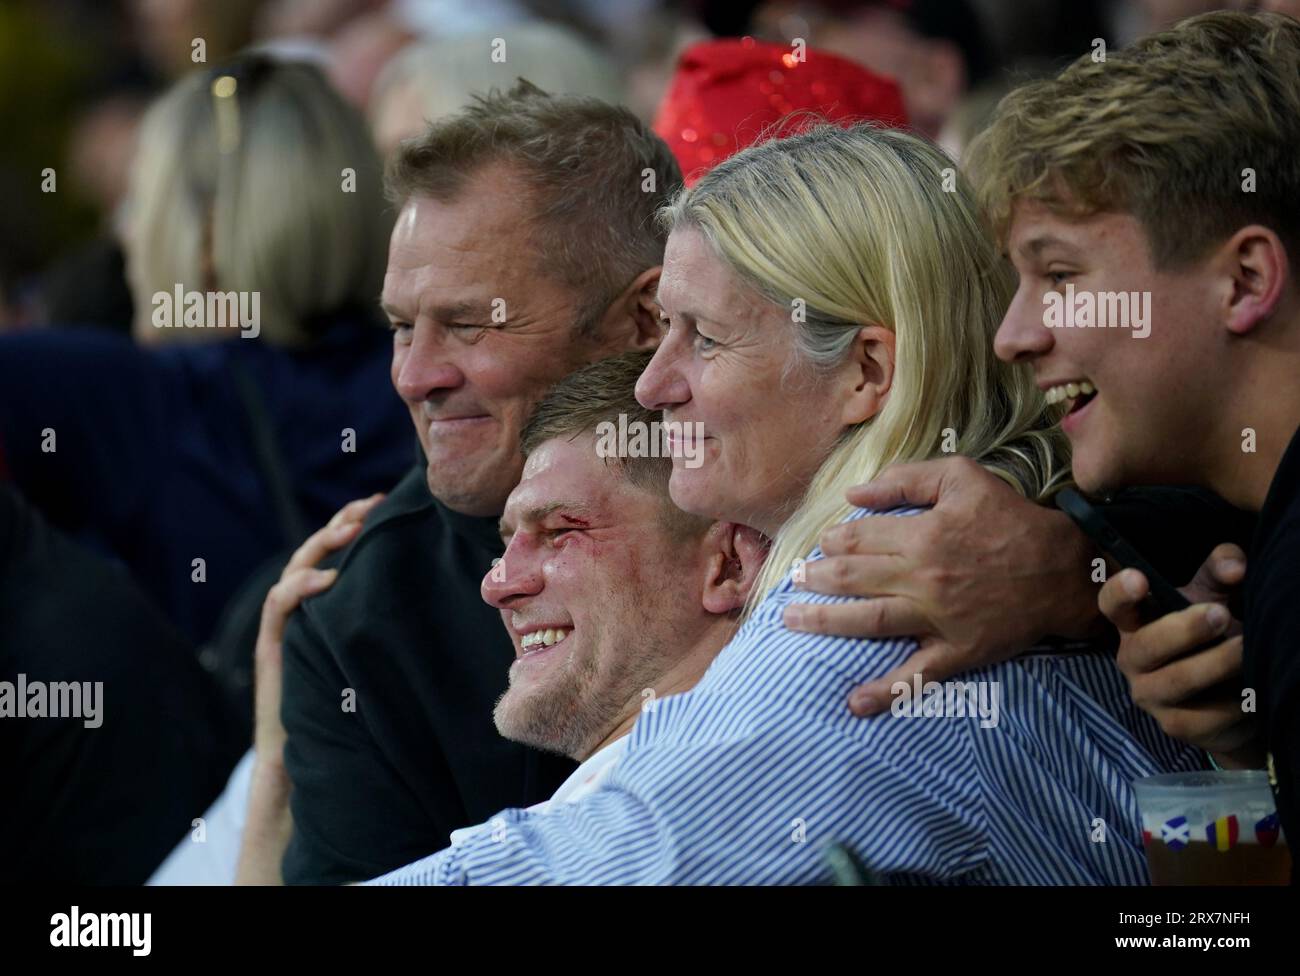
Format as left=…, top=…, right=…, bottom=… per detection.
left=1206, top=814, right=1239, bottom=852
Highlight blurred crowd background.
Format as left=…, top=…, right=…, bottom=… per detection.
left=5, top=0, right=1299, bottom=335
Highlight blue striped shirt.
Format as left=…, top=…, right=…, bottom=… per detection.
left=368, top=507, right=1204, bottom=885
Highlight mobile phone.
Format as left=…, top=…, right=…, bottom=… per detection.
left=1055, top=488, right=1192, bottom=617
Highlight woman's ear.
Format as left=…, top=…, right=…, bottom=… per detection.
left=701, top=522, right=770, bottom=615
left=839, top=325, right=895, bottom=426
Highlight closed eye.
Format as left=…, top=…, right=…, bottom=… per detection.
left=446, top=322, right=491, bottom=343
left=545, top=527, right=583, bottom=546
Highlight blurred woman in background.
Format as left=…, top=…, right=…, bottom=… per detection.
left=0, top=54, right=410, bottom=646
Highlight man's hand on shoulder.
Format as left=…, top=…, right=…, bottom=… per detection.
left=782, top=456, right=1100, bottom=716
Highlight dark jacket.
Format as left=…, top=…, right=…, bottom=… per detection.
left=280, top=465, right=575, bottom=884
left=0, top=487, right=244, bottom=883
left=0, top=316, right=411, bottom=645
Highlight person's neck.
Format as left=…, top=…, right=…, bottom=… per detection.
left=1205, top=348, right=1300, bottom=512
left=580, top=621, right=736, bottom=761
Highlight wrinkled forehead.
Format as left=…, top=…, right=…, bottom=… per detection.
left=658, top=228, right=780, bottom=329
left=385, top=178, right=541, bottom=278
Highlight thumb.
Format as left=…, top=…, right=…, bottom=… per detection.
left=1184, top=543, right=1247, bottom=602
left=1099, top=568, right=1149, bottom=634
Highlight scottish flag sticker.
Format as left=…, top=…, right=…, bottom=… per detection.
left=1160, top=816, right=1190, bottom=851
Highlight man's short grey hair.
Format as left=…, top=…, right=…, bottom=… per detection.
left=384, top=79, right=682, bottom=334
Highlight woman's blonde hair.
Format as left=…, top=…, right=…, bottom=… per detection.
left=659, top=122, right=1069, bottom=611
left=126, top=56, right=391, bottom=346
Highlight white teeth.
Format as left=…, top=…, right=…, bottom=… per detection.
left=1045, top=380, right=1096, bottom=405
left=520, top=627, right=571, bottom=650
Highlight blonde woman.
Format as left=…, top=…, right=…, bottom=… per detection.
left=125, top=54, right=390, bottom=346
left=0, top=54, right=408, bottom=644
left=366, top=124, right=1206, bottom=885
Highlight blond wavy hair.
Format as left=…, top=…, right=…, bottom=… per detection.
left=660, top=123, right=1070, bottom=611
left=967, top=10, right=1300, bottom=267
left=126, top=57, right=390, bottom=346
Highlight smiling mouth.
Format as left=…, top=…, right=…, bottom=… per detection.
left=517, top=627, right=572, bottom=659
left=1044, top=380, right=1097, bottom=415
left=425, top=416, right=492, bottom=440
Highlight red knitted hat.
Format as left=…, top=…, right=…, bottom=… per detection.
left=653, top=36, right=909, bottom=186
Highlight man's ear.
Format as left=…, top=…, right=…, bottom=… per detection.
left=701, top=522, right=770, bottom=615
left=1219, top=225, right=1289, bottom=337
left=839, top=325, right=895, bottom=427
left=598, top=266, right=662, bottom=351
